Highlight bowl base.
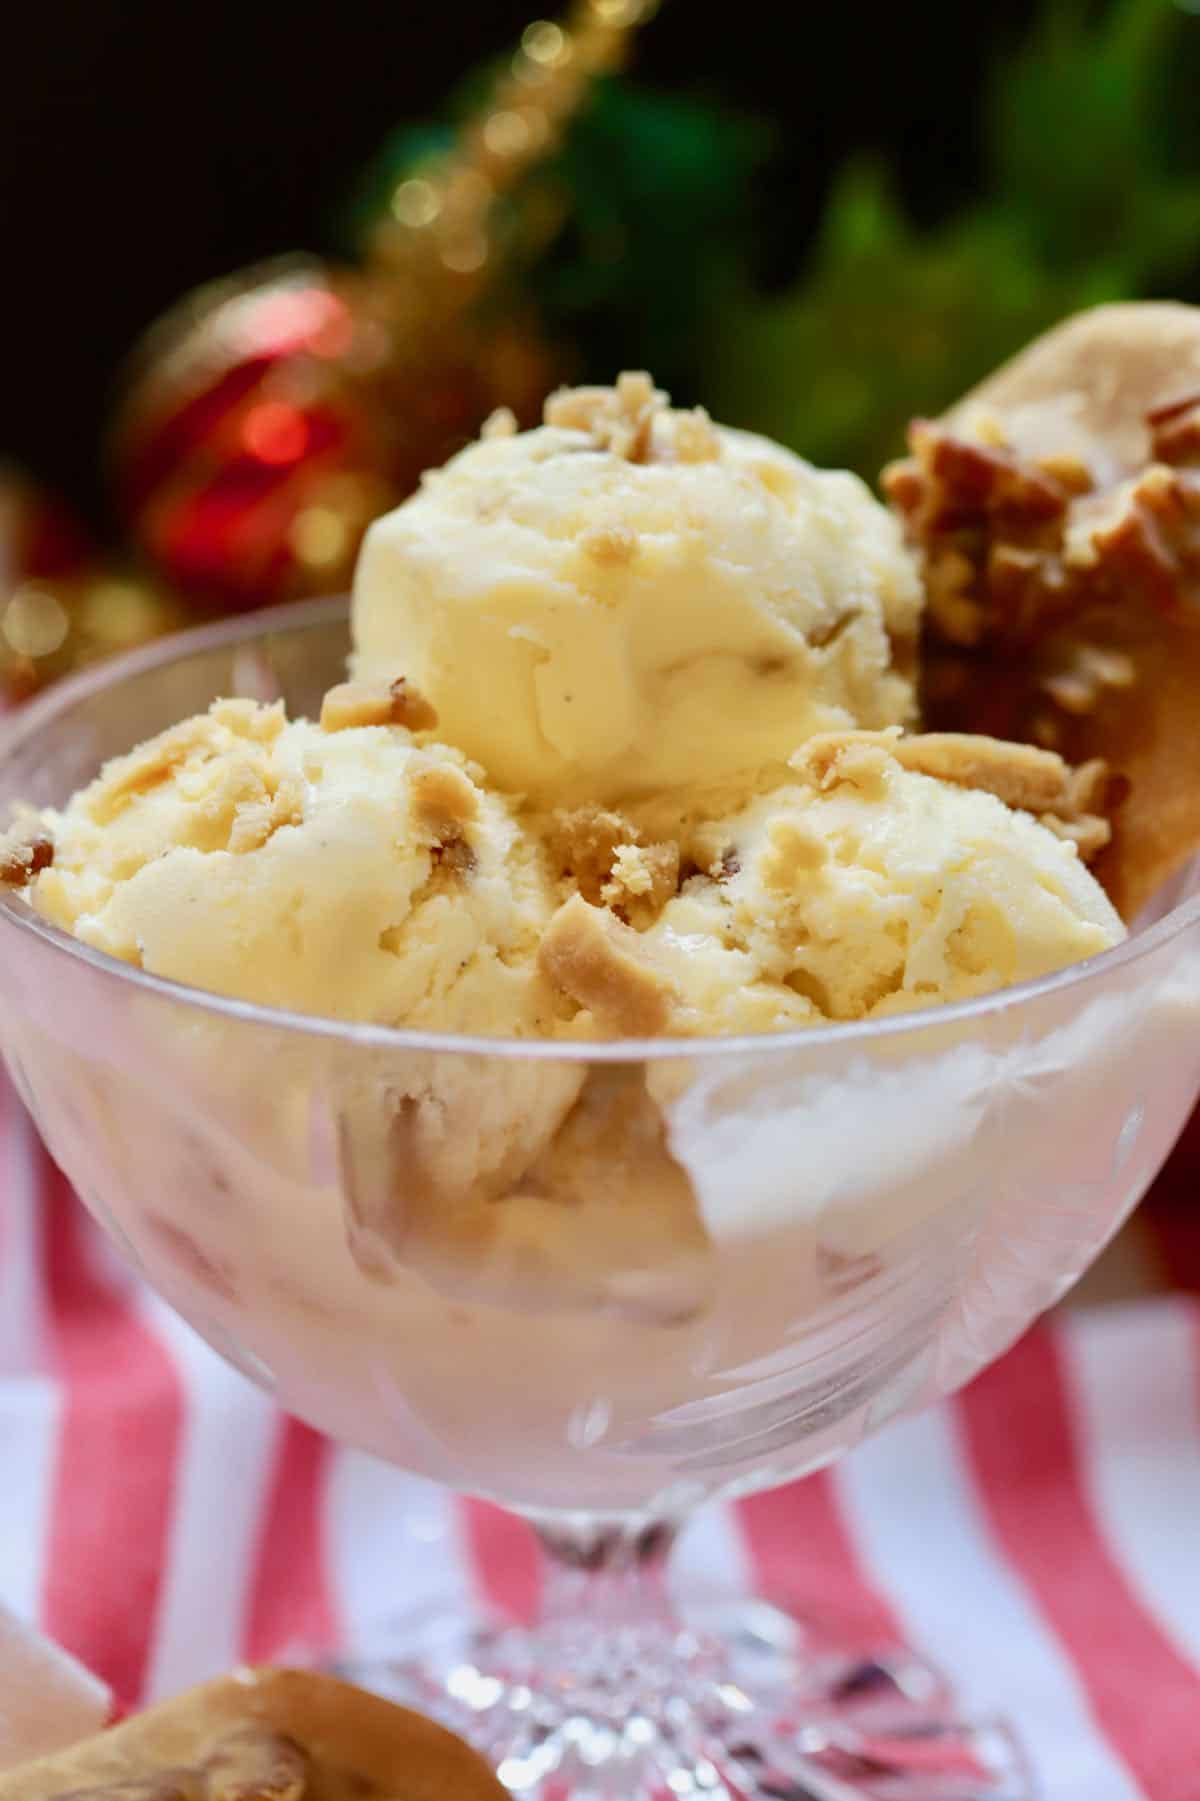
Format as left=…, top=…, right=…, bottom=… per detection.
left=334, top=1596, right=1031, bottom=1800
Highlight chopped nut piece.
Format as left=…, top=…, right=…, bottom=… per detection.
left=888, top=732, right=1073, bottom=813
left=228, top=773, right=306, bottom=855
left=546, top=805, right=639, bottom=902
left=409, top=762, right=479, bottom=876
left=430, top=832, right=477, bottom=875
left=480, top=405, right=518, bottom=440
left=1035, top=451, right=1094, bottom=495
left=790, top=729, right=1113, bottom=858
left=210, top=697, right=286, bottom=742
left=1149, top=389, right=1200, bottom=466
left=671, top=406, right=721, bottom=463
left=409, top=761, right=479, bottom=830
left=1039, top=812, right=1112, bottom=860
left=0, top=829, right=54, bottom=886
left=601, top=841, right=680, bottom=913
left=791, top=730, right=901, bottom=797
left=388, top=676, right=438, bottom=732
left=540, top=894, right=675, bottom=1036
left=319, top=681, right=392, bottom=732
left=544, top=371, right=669, bottom=462
left=320, top=677, right=438, bottom=734
left=581, top=523, right=638, bottom=566
left=1043, top=645, right=1136, bottom=716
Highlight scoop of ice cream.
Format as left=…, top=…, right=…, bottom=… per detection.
left=539, top=730, right=1125, bottom=1037
left=23, top=686, right=587, bottom=1243
left=28, top=689, right=563, bottom=1037
left=352, top=373, right=922, bottom=806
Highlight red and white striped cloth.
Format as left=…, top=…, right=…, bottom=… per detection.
left=3, top=1067, right=1200, bottom=1801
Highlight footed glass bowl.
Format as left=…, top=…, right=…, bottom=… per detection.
left=3, top=597, right=1200, bottom=1800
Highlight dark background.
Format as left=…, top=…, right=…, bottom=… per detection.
left=2, top=0, right=1040, bottom=519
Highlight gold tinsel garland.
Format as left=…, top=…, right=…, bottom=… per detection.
left=3, top=0, right=658, bottom=697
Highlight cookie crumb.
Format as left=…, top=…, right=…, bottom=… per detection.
left=0, top=829, right=54, bottom=887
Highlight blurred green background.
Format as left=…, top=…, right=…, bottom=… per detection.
left=5, top=0, right=1200, bottom=505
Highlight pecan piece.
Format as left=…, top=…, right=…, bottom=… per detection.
left=0, top=829, right=54, bottom=886
left=539, top=894, right=675, bottom=1036
left=320, top=677, right=438, bottom=733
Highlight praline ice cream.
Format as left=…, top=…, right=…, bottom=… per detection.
left=539, top=729, right=1123, bottom=1038
left=29, top=690, right=563, bottom=1037
left=0, top=370, right=1159, bottom=1514
left=352, top=373, right=923, bottom=806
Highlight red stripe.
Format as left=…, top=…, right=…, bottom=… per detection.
left=737, top=1470, right=902, bottom=1648
left=40, top=1152, right=184, bottom=1708
left=459, top=1499, right=542, bottom=1627
left=960, top=1325, right=1200, bottom=1798
left=242, top=1417, right=339, bottom=1662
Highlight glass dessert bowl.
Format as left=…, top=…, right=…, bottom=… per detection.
left=3, top=599, right=1200, bottom=1801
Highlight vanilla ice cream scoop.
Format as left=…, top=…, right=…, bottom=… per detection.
left=539, top=730, right=1125, bottom=1038
left=28, top=688, right=563, bottom=1037
left=352, top=374, right=922, bottom=806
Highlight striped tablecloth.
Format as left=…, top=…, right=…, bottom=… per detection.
left=3, top=1069, right=1200, bottom=1801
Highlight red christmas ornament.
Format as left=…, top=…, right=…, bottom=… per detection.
left=110, top=260, right=404, bottom=612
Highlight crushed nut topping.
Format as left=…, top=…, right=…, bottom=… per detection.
left=480, top=405, right=518, bottom=440
left=539, top=893, right=676, bottom=1036
left=1149, top=389, right=1200, bottom=466
left=792, top=729, right=1114, bottom=860
left=879, top=398, right=1196, bottom=713
left=227, top=772, right=306, bottom=855
left=1041, top=645, right=1135, bottom=716
left=601, top=841, right=681, bottom=914
left=430, top=832, right=477, bottom=875
left=671, top=405, right=721, bottom=463
left=883, top=305, right=1200, bottom=918
left=884, top=403, right=1200, bottom=682
left=410, top=762, right=479, bottom=830
left=791, top=731, right=898, bottom=800
left=0, top=829, right=53, bottom=887
left=320, top=677, right=438, bottom=734
left=581, top=523, right=638, bottom=566
left=546, top=806, right=639, bottom=904
left=546, top=805, right=680, bottom=918
left=543, top=371, right=717, bottom=466
left=409, top=762, right=479, bottom=875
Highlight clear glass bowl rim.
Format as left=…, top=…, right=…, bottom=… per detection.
left=2, top=593, right=1196, bottom=1066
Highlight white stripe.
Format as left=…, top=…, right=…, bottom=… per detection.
left=326, top=1450, right=469, bottom=1657
left=0, top=1088, right=48, bottom=1378
left=672, top=1503, right=754, bottom=1608
left=1063, top=1300, right=1200, bottom=1672
left=836, top=1405, right=1145, bottom=1801
left=0, top=1078, right=60, bottom=1627
left=138, top=1296, right=279, bottom=1702
left=0, top=1379, right=61, bottom=1623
